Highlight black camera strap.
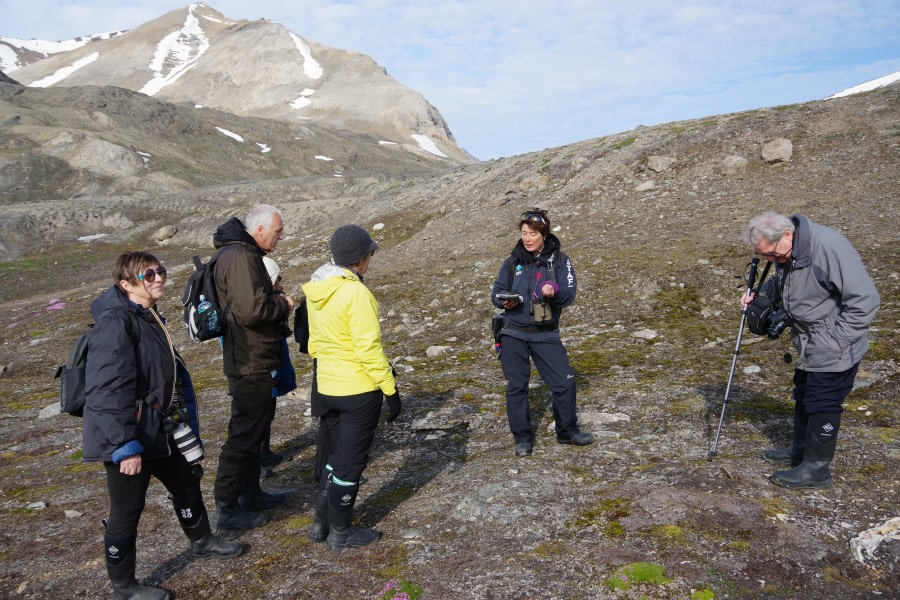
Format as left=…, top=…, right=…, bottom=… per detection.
left=753, top=260, right=771, bottom=295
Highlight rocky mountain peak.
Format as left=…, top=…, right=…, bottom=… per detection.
left=7, top=3, right=469, bottom=161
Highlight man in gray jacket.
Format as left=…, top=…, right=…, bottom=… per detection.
left=741, top=212, right=880, bottom=489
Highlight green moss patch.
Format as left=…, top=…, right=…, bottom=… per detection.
left=568, top=497, right=630, bottom=538
left=606, top=561, right=671, bottom=590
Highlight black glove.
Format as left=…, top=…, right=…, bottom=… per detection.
left=384, top=391, right=402, bottom=423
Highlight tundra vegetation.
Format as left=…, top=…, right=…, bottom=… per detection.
left=0, top=79, right=897, bottom=598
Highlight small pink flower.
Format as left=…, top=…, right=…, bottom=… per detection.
left=47, top=302, right=68, bottom=311
left=379, top=580, right=399, bottom=597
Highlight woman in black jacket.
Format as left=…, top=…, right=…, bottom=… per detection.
left=84, top=251, right=242, bottom=600
left=491, top=210, right=594, bottom=457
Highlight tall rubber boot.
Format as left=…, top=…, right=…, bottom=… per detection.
left=105, top=532, right=171, bottom=600
left=771, top=412, right=840, bottom=489
left=213, top=497, right=269, bottom=529
left=325, top=477, right=381, bottom=551
left=763, top=401, right=808, bottom=466
left=308, top=474, right=331, bottom=543
left=238, top=479, right=295, bottom=510
left=260, top=416, right=286, bottom=467
left=173, top=501, right=244, bottom=559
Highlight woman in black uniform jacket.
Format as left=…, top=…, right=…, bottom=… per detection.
left=84, top=251, right=242, bottom=600
left=491, top=210, right=594, bottom=457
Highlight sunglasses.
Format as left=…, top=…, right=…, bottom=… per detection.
left=137, top=266, right=167, bottom=282
left=520, top=211, right=547, bottom=224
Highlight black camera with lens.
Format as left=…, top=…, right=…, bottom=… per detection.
left=766, top=309, right=791, bottom=339
left=163, top=407, right=204, bottom=465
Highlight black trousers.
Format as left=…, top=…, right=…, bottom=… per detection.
left=104, top=438, right=202, bottom=538
left=793, top=362, right=860, bottom=415
left=214, top=372, right=275, bottom=501
left=316, top=389, right=382, bottom=484
left=500, top=334, right=578, bottom=443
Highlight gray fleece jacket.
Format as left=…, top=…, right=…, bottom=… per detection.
left=762, top=214, right=880, bottom=372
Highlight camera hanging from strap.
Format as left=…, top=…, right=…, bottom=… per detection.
left=744, top=260, right=774, bottom=335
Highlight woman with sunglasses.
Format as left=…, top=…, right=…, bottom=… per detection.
left=491, top=209, right=594, bottom=457
left=83, top=251, right=242, bottom=600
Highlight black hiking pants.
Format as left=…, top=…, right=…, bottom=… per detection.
left=214, top=372, right=275, bottom=501
left=500, top=333, right=578, bottom=444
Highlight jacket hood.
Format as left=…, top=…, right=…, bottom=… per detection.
left=213, top=216, right=259, bottom=250
left=788, top=214, right=812, bottom=270
left=302, top=263, right=358, bottom=310
left=90, top=285, right=159, bottom=323
left=90, top=285, right=137, bottom=320
left=511, top=232, right=562, bottom=263
left=310, top=262, right=349, bottom=282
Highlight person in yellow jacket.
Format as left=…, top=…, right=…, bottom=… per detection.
left=301, top=224, right=401, bottom=550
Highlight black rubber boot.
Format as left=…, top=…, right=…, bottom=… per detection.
left=105, top=533, right=171, bottom=600
left=763, top=401, right=808, bottom=466
left=213, top=498, right=270, bottom=529
left=557, top=431, right=594, bottom=446
left=238, top=485, right=295, bottom=510
left=308, top=477, right=331, bottom=543
left=771, top=412, right=840, bottom=489
left=173, top=501, right=244, bottom=559
left=260, top=431, right=286, bottom=467
left=260, top=449, right=286, bottom=467
left=325, top=481, right=381, bottom=551
left=326, top=504, right=382, bottom=550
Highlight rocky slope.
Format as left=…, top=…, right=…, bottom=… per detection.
left=0, top=80, right=464, bottom=260
left=0, top=83, right=897, bottom=599
left=7, top=4, right=468, bottom=163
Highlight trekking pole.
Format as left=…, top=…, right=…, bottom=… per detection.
left=709, top=258, right=769, bottom=459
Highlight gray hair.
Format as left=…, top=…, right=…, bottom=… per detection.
left=245, top=204, right=283, bottom=232
left=742, top=212, right=795, bottom=246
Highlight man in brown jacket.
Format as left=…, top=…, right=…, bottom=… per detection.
left=211, top=204, right=295, bottom=528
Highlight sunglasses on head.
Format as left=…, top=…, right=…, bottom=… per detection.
left=520, top=211, right=547, bottom=224
left=137, top=266, right=167, bottom=282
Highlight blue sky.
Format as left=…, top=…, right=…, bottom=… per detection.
left=2, top=0, right=899, bottom=159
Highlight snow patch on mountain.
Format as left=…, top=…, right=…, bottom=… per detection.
left=30, top=52, right=99, bottom=87
left=827, top=70, right=900, bottom=99
left=0, top=32, right=123, bottom=72
left=289, top=33, right=322, bottom=80
left=216, top=127, right=244, bottom=142
left=411, top=134, right=448, bottom=157
left=290, top=88, right=316, bottom=110
left=139, top=5, right=210, bottom=96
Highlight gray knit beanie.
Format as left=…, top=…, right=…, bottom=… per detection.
left=330, top=224, right=378, bottom=267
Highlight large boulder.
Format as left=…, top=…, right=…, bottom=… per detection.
left=761, top=138, right=793, bottom=163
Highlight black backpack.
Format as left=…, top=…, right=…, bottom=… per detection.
left=56, top=310, right=140, bottom=417
left=181, top=254, right=228, bottom=342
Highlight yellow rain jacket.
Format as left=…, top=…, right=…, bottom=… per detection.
left=301, top=263, right=396, bottom=397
